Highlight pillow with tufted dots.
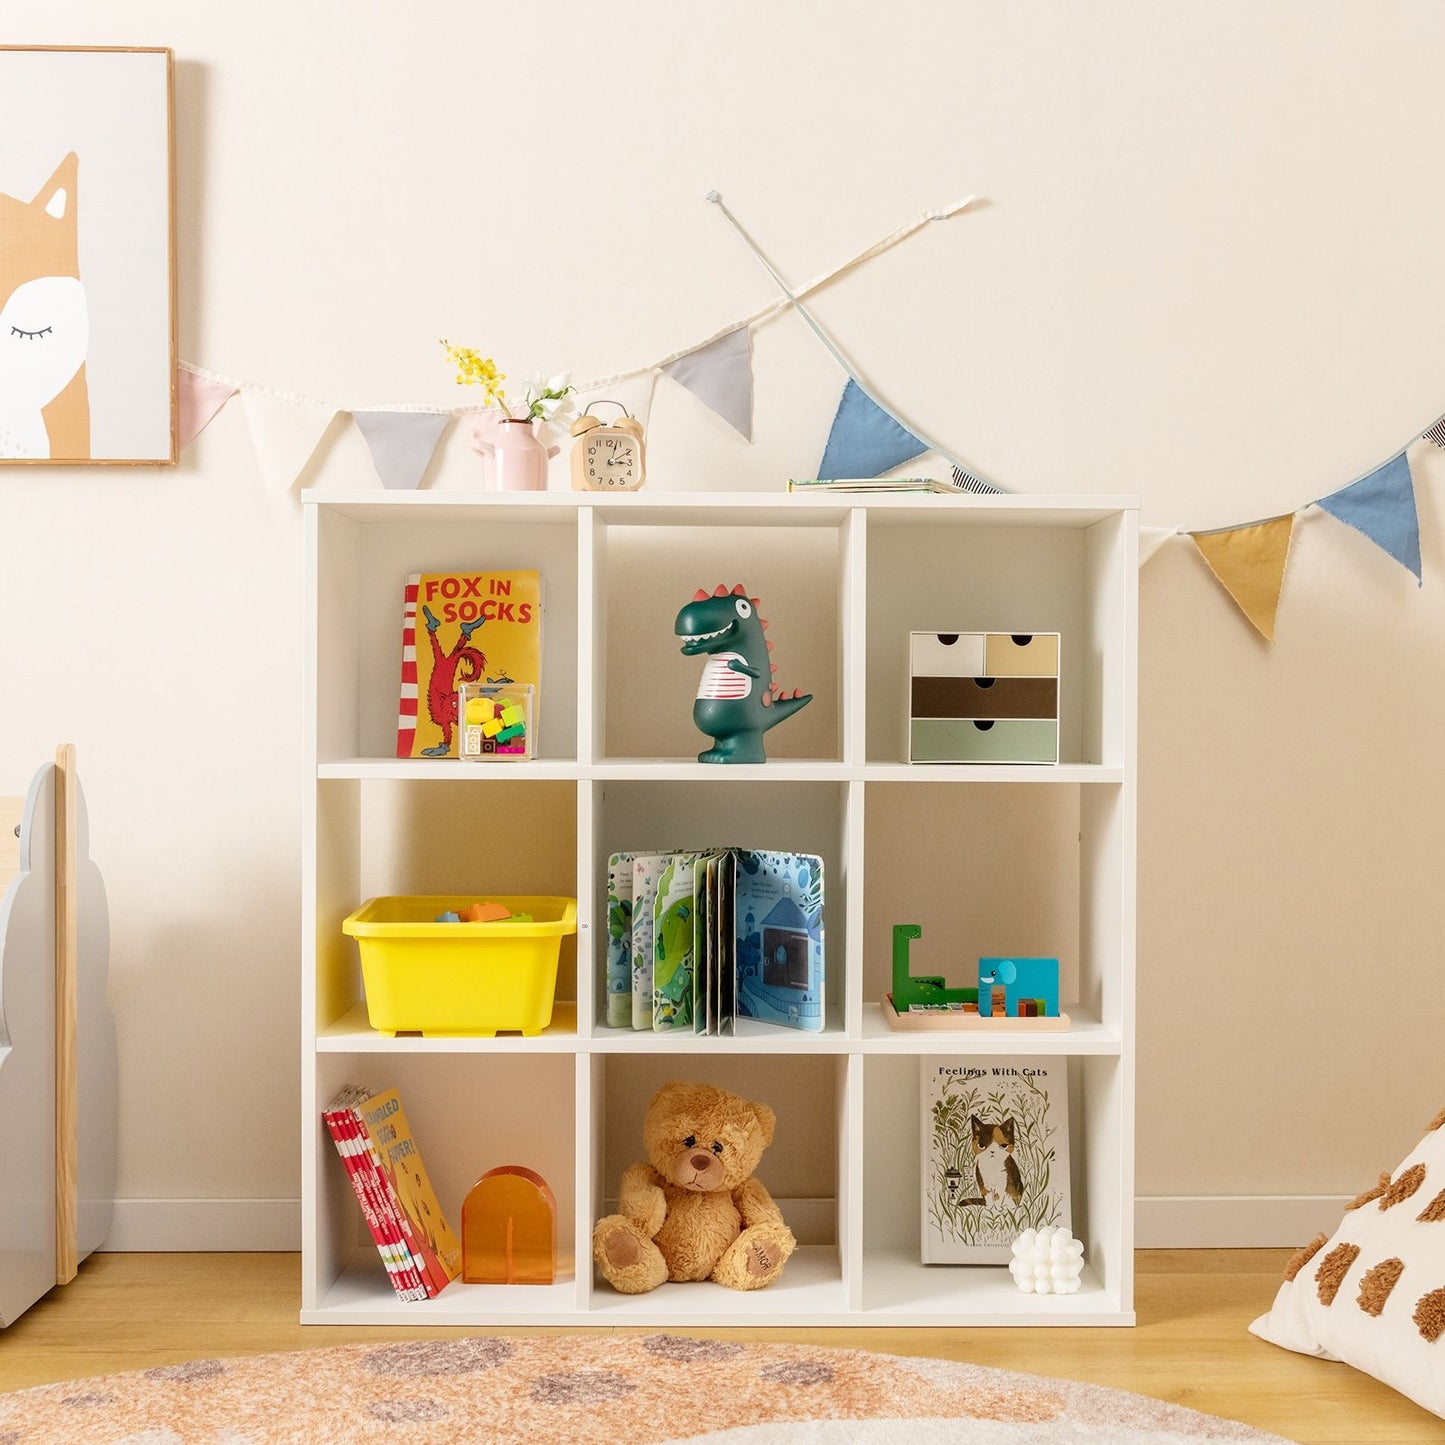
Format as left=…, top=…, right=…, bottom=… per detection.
left=1250, top=1106, right=1445, bottom=1419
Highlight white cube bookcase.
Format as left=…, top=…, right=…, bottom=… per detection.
left=301, top=489, right=1137, bottom=1327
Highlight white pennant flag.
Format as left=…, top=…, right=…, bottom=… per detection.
left=353, top=410, right=451, bottom=490
left=240, top=391, right=337, bottom=493
left=661, top=326, right=754, bottom=440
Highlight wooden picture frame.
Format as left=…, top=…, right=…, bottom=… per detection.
left=0, top=46, right=176, bottom=465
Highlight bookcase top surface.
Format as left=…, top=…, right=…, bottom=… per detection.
left=302, top=489, right=1140, bottom=528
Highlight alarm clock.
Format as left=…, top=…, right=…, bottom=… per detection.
left=569, top=402, right=646, bottom=491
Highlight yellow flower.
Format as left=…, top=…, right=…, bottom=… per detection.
left=440, top=340, right=508, bottom=406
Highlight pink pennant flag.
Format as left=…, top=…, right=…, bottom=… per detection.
left=177, top=370, right=238, bottom=450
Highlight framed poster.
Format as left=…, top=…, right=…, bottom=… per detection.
left=0, top=47, right=176, bottom=465
left=920, top=1055, right=1071, bottom=1264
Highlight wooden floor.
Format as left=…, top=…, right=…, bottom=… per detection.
left=0, top=1250, right=1439, bottom=1441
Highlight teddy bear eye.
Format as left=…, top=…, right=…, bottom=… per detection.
left=711, top=1141, right=723, bottom=1155
left=683, top=1135, right=696, bottom=1149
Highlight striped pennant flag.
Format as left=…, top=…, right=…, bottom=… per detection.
left=949, top=465, right=1005, bottom=496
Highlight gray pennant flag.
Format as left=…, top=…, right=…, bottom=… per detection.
left=662, top=326, right=754, bottom=440
left=353, top=410, right=451, bottom=490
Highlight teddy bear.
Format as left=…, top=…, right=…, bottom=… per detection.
left=592, top=1080, right=796, bottom=1293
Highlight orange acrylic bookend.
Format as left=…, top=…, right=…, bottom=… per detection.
left=461, top=1165, right=557, bottom=1285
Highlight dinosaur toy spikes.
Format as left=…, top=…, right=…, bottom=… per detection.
left=674, top=583, right=814, bottom=763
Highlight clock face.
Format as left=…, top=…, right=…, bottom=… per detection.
left=584, top=430, right=640, bottom=489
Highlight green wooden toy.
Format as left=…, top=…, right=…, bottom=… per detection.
left=890, top=923, right=978, bottom=1011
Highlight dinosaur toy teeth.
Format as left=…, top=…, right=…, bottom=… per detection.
left=677, top=620, right=735, bottom=653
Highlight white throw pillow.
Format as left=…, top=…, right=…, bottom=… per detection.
left=1250, top=1107, right=1445, bottom=1419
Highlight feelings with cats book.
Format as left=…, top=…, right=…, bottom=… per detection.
left=920, top=1056, right=1071, bottom=1265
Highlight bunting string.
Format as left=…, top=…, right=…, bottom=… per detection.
left=173, top=192, right=1441, bottom=643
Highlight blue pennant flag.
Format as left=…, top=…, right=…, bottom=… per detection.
left=817, top=378, right=929, bottom=480
left=1316, top=451, right=1422, bottom=584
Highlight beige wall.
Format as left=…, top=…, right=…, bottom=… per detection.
left=2, top=0, right=1443, bottom=1241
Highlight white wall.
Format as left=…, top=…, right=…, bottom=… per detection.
left=3, top=0, right=1443, bottom=1247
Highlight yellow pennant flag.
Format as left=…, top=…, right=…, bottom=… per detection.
left=1189, top=514, right=1296, bottom=642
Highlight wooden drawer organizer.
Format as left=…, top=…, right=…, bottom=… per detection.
left=908, top=632, right=1060, bottom=763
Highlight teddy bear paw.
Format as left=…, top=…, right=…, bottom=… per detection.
left=713, top=1224, right=795, bottom=1291
left=592, top=1216, right=669, bottom=1295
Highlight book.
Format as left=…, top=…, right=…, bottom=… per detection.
left=396, top=569, right=542, bottom=759
left=328, top=1083, right=462, bottom=1296
left=606, top=847, right=825, bottom=1036
left=323, top=1092, right=428, bottom=1301
left=652, top=853, right=698, bottom=1031
left=604, top=852, right=636, bottom=1029
left=919, top=1056, right=1072, bottom=1265
left=630, top=854, right=666, bottom=1031
left=732, top=850, right=825, bottom=1032
left=787, top=477, right=980, bottom=495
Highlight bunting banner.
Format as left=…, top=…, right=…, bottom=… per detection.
left=1190, top=515, right=1296, bottom=643
left=660, top=325, right=754, bottom=439
left=353, top=410, right=451, bottom=491
left=240, top=391, right=336, bottom=494
left=1314, top=451, right=1422, bottom=584
left=818, top=378, right=930, bottom=480
left=177, top=370, right=236, bottom=449
left=167, top=186, right=1445, bottom=649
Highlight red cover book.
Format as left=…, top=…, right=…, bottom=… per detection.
left=324, top=1089, right=427, bottom=1301
left=349, top=1084, right=462, bottom=1296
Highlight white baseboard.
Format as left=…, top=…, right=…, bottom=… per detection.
left=98, top=1195, right=1348, bottom=1253
left=1135, top=1195, right=1349, bottom=1248
left=103, top=1199, right=301, bottom=1252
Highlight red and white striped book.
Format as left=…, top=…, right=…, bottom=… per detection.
left=323, top=1088, right=428, bottom=1301
left=395, top=575, right=421, bottom=757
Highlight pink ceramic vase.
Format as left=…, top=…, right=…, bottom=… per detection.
left=470, top=417, right=560, bottom=491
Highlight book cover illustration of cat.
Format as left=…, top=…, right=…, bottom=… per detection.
left=396, top=570, right=541, bottom=758
left=0, top=153, right=90, bottom=460
left=921, top=1057, right=1071, bottom=1264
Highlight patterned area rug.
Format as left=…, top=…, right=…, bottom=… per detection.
left=0, top=1334, right=1297, bottom=1444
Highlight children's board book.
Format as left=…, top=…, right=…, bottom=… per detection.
left=629, top=853, right=666, bottom=1031
left=920, top=1056, right=1071, bottom=1265
left=605, top=852, right=636, bottom=1029
left=396, top=570, right=541, bottom=759
left=609, top=847, right=824, bottom=1034
left=326, top=1083, right=462, bottom=1296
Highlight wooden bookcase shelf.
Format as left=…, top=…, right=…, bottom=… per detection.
left=301, top=489, right=1138, bottom=1327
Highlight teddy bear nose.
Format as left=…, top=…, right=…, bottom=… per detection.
left=690, top=1152, right=713, bottom=1171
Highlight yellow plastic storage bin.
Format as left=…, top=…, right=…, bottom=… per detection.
left=342, top=895, right=577, bottom=1037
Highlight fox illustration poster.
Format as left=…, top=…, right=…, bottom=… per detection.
left=396, top=570, right=542, bottom=758
left=0, top=151, right=90, bottom=460
left=0, top=47, right=175, bottom=464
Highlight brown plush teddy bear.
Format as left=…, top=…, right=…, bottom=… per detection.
left=592, top=1080, right=796, bottom=1293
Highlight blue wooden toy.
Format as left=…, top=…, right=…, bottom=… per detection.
left=977, top=957, right=1059, bottom=1018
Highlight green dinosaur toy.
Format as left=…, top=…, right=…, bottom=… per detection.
left=674, top=583, right=813, bottom=764
left=891, top=923, right=978, bottom=1011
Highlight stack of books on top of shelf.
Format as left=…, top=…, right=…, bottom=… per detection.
left=786, top=477, right=980, bottom=495
left=323, top=1083, right=462, bottom=1300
